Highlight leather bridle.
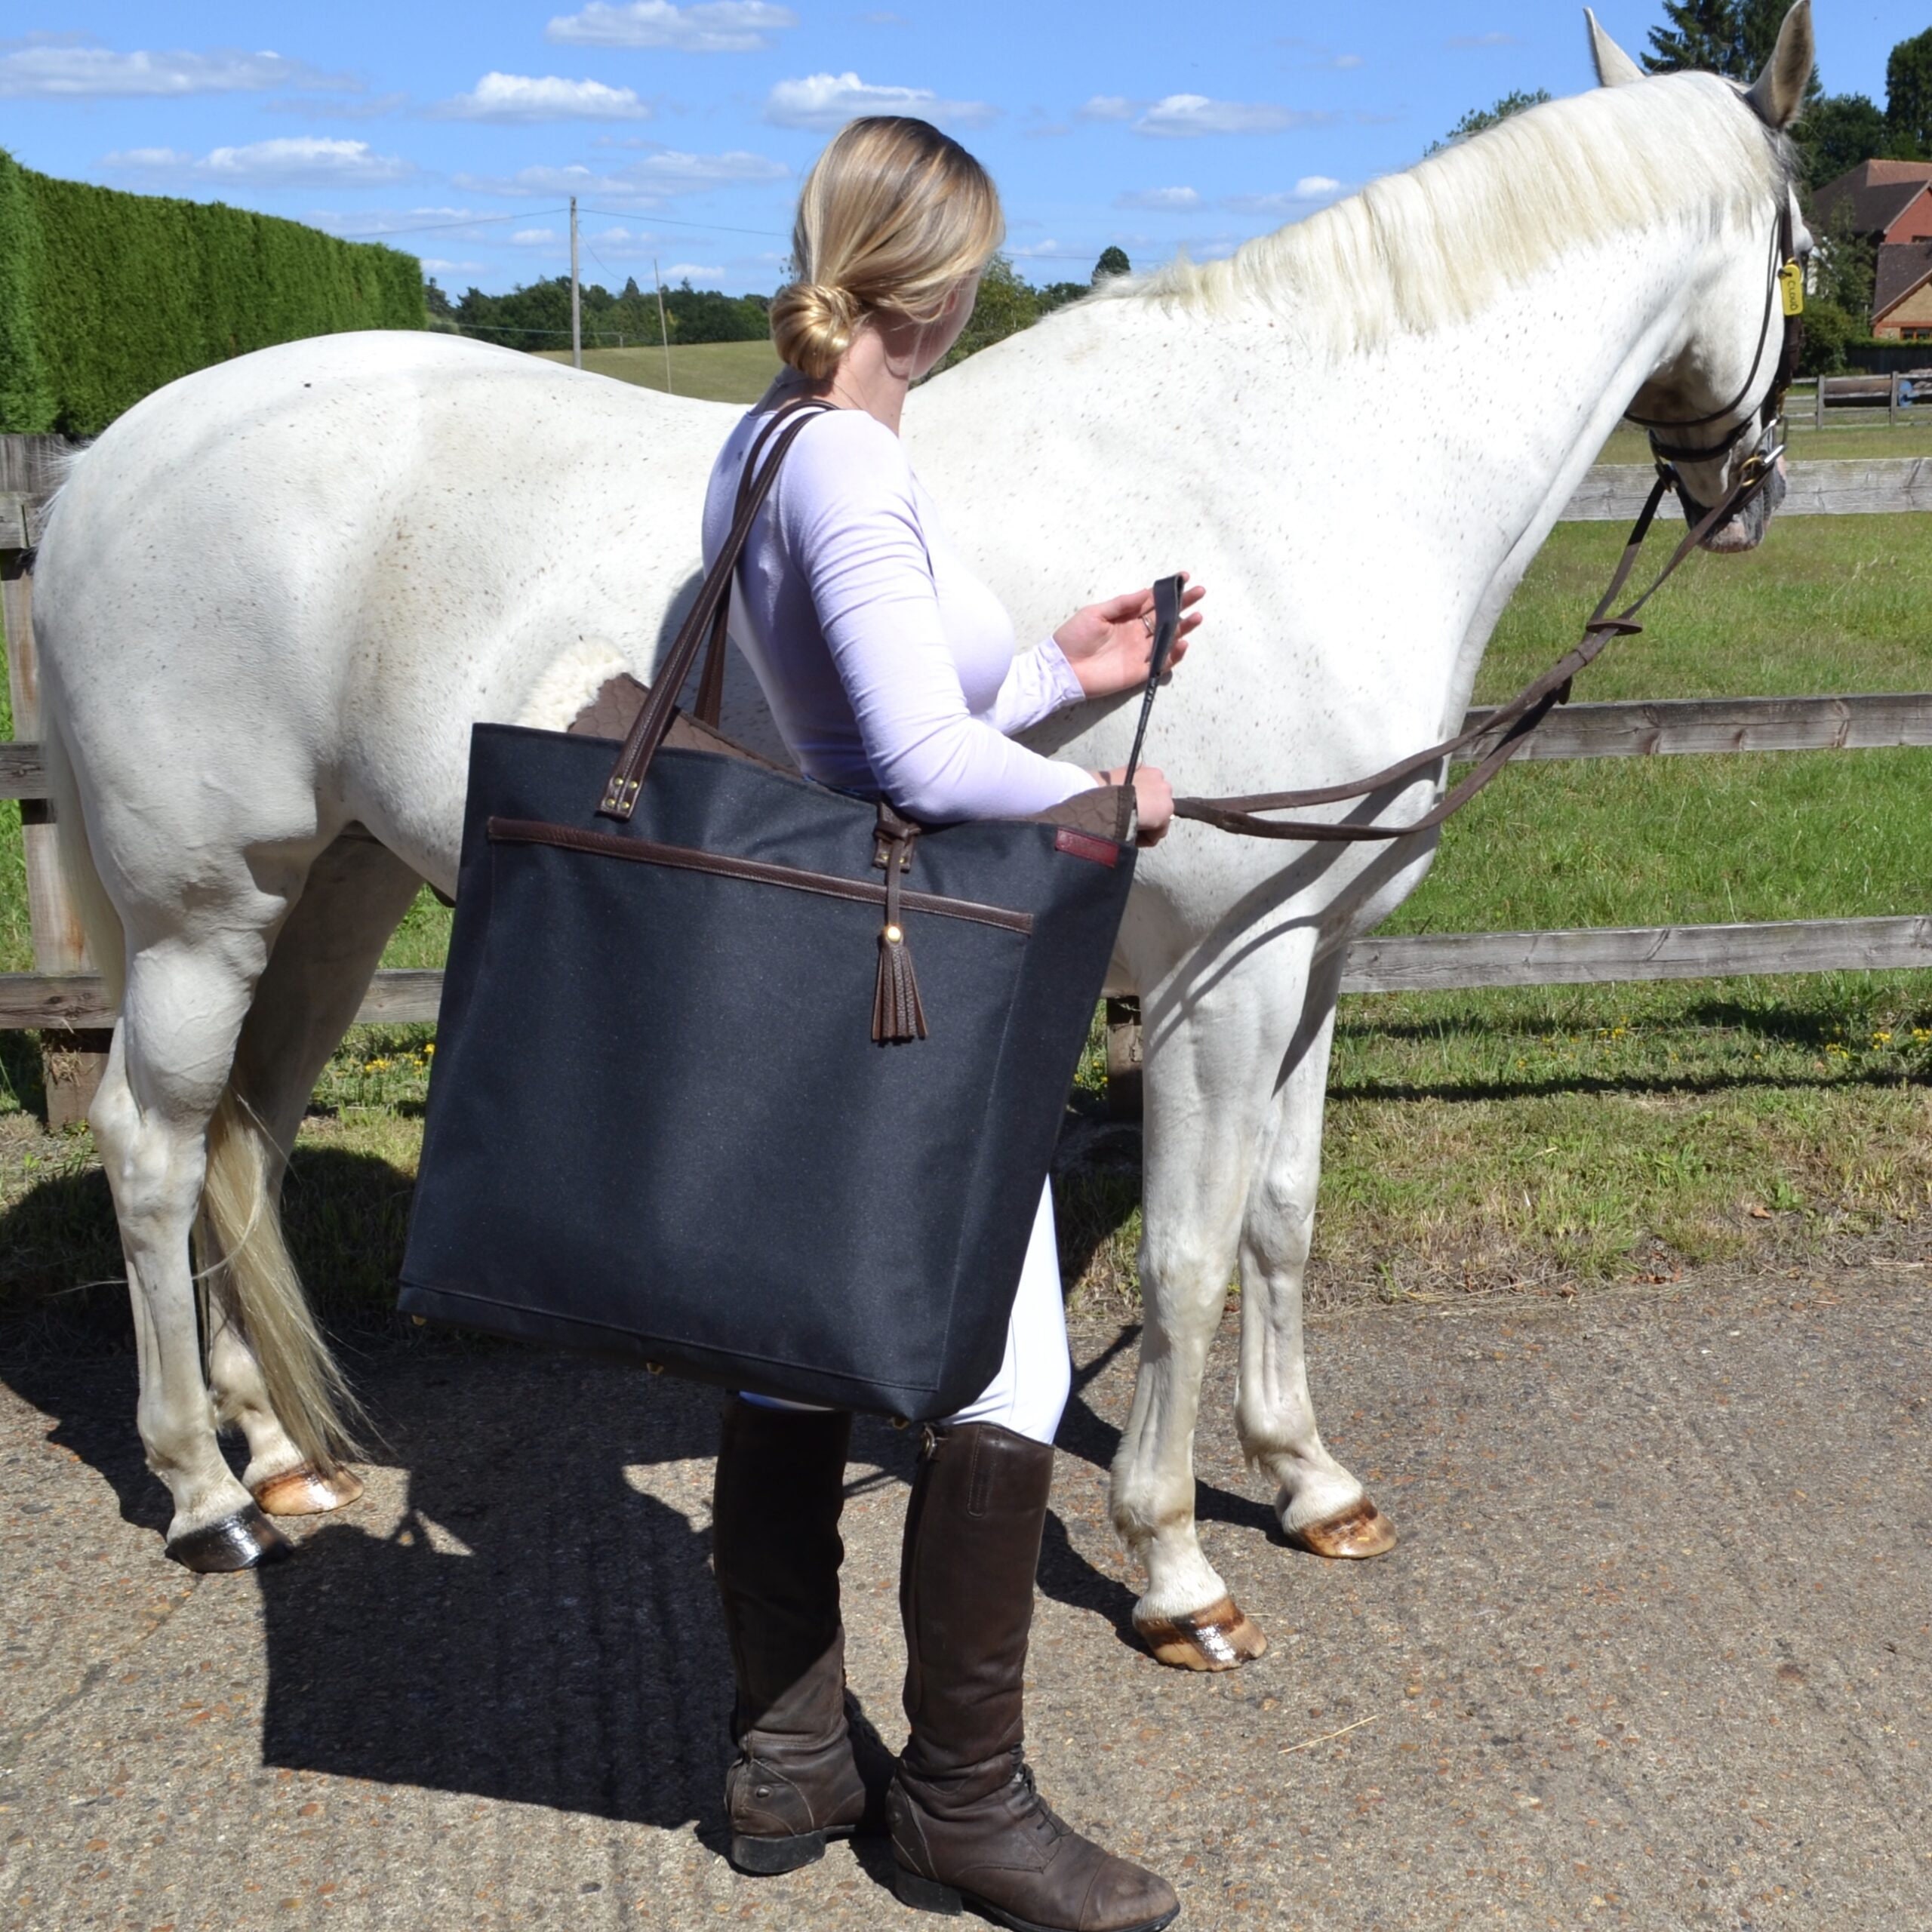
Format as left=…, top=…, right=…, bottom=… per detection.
left=1172, top=189, right=1807, bottom=845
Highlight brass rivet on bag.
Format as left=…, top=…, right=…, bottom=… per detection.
left=883, top=923, right=903, bottom=946
left=646, top=1361, right=664, bottom=1375
left=891, top=1415, right=910, bottom=1429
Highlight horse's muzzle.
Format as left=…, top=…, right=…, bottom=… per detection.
left=1678, top=450, right=1787, bottom=554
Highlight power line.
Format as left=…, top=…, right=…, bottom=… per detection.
left=336, top=208, right=568, bottom=241
left=580, top=205, right=789, bottom=240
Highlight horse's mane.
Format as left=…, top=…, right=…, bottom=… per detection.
left=1100, top=72, right=1795, bottom=351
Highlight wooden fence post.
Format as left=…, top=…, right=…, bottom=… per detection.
left=1814, top=376, right=1826, bottom=431
left=2, top=435, right=110, bottom=1129
left=1890, top=371, right=1901, bottom=429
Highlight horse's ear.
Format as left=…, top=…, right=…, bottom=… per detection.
left=1745, top=0, right=1814, bottom=129
left=1584, top=9, right=1644, bottom=88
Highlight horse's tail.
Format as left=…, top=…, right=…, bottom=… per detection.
left=195, top=1089, right=369, bottom=1471
left=47, top=707, right=365, bottom=1472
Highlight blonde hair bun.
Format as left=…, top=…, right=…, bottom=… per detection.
left=772, top=116, right=1003, bottom=380
left=770, top=281, right=859, bottom=381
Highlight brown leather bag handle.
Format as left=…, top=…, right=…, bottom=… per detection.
left=600, top=398, right=835, bottom=820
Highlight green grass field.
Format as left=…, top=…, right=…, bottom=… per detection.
left=533, top=339, right=780, bottom=403
left=2, top=493, right=1927, bottom=1318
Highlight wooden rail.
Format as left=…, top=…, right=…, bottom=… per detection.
left=1562, top=457, right=1932, bottom=520
left=1337, top=915, right=1932, bottom=996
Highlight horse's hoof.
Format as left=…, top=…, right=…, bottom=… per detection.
left=252, top=1463, right=364, bottom=1517
left=1284, top=1496, right=1398, bottom=1559
left=1134, top=1595, right=1269, bottom=1672
left=166, top=1505, right=295, bottom=1573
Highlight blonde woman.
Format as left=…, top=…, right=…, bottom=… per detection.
left=700, top=118, right=1198, bottom=1931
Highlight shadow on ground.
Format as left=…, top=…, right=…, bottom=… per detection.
left=0, top=1131, right=1243, bottom=1819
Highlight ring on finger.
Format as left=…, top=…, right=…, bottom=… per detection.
left=1140, top=612, right=1154, bottom=638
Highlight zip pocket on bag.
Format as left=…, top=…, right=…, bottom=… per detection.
left=486, top=817, right=1032, bottom=934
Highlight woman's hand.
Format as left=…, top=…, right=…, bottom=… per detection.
left=1054, top=576, right=1205, bottom=700
left=1093, top=764, right=1174, bottom=846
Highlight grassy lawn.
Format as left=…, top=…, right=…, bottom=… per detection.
left=3, top=500, right=1927, bottom=1321
left=532, top=339, right=779, bottom=403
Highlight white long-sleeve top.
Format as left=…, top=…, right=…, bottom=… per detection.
left=700, top=403, right=1094, bottom=820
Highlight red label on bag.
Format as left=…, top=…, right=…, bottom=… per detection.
left=1054, top=827, right=1121, bottom=868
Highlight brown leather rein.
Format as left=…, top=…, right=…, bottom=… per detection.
left=1172, top=438, right=1784, bottom=844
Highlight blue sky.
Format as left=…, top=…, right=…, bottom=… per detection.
left=1, top=4, right=1918, bottom=297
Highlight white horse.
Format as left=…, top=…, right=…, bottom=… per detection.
left=32, top=8, right=1814, bottom=1643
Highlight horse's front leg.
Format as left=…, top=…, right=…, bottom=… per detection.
left=1111, top=934, right=1318, bottom=1670
left=1235, top=960, right=1397, bottom=1559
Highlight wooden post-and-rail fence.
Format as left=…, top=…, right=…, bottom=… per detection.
left=5, top=435, right=1931, bottom=1127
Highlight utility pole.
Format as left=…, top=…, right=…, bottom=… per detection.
left=570, top=198, right=583, bottom=370
left=654, top=256, right=674, bottom=395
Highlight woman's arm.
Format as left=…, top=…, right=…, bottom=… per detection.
left=780, top=415, right=1095, bottom=820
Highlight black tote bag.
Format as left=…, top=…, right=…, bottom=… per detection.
left=399, top=401, right=1178, bottom=1420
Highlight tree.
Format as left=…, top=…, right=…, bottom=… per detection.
left=1092, top=245, right=1131, bottom=282
left=423, top=276, right=454, bottom=321
left=1811, top=190, right=1875, bottom=316
left=1642, top=0, right=1740, bottom=75
left=1426, top=87, right=1552, bottom=155
left=934, top=254, right=1038, bottom=371
left=1886, top=26, right=1932, bottom=159
left=1033, top=279, right=1090, bottom=315
left=1797, top=92, right=1887, bottom=188
left=1643, top=0, right=1817, bottom=98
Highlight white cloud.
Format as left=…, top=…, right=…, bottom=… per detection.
left=0, top=42, right=335, bottom=98
left=1007, top=238, right=1067, bottom=259
left=663, top=262, right=724, bottom=279
left=1077, top=96, right=1136, bottom=122
left=546, top=2, right=795, bottom=53
left=419, top=258, right=488, bottom=273
left=1222, top=177, right=1346, bottom=214
left=1333, top=54, right=1364, bottom=69
left=1115, top=186, right=1200, bottom=211
left=512, top=228, right=564, bottom=245
left=104, top=137, right=414, bottom=186
left=764, top=71, right=995, bottom=131
left=1137, top=94, right=1313, bottom=138
left=438, top=73, right=651, bottom=121
left=453, top=148, right=786, bottom=205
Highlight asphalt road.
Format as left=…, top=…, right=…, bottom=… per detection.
left=2, top=1265, right=1927, bottom=1930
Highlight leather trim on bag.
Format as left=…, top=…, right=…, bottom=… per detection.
left=487, top=817, right=1034, bottom=934
left=1053, top=827, right=1121, bottom=869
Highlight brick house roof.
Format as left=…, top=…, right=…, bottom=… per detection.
left=1873, top=241, right=1932, bottom=322
left=1812, top=160, right=1932, bottom=241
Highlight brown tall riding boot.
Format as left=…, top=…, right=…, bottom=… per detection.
left=890, top=1422, right=1180, bottom=1932
left=710, top=1397, right=895, bottom=1875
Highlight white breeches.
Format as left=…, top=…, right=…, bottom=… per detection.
left=740, top=1180, right=1071, bottom=1446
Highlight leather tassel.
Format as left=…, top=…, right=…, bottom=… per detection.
left=872, top=922, right=928, bottom=1044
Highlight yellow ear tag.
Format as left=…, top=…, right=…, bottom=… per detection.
left=1778, top=260, right=1804, bottom=318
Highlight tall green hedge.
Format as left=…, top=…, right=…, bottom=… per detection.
left=0, top=149, right=423, bottom=436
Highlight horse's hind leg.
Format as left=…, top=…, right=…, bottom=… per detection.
left=1233, top=964, right=1397, bottom=1560
left=93, top=932, right=291, bottom=1570
left=202, top=832, right=426, bottom=1516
